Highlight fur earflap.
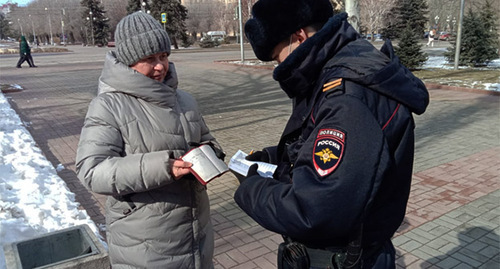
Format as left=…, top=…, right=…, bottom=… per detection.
left=245, top=0, right=333, bottom=61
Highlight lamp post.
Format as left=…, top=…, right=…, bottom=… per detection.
left=60, top=8, right=66, bottom=45
left=29, top=14, right=36, bottom=46
left=88, top=11, right=95, bottom=46
left=45, top=7, right=54, bottom=45
left=17, top=18, right=24, bottom=36
left=141, top=1, right=146, bottom=12
left=238, top=0, right=244, bottom=62
left=434, top=15, right=439, bottom=30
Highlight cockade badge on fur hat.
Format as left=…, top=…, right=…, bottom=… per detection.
left=245, top=0, right=333, bottom=61
left=115, top=11, right=171, bottom=66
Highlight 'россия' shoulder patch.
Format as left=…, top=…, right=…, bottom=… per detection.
left=313, top=128, right=345, bottom=177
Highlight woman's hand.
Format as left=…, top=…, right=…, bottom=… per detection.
left=170, top=159, right=192, bottom=180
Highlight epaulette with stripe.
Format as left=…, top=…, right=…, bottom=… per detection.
left=322, top=78, right=343, bottom=92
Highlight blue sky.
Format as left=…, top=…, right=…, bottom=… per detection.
left=1, top=0, right=32, bottom=7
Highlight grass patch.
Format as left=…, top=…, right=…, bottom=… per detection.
left=413, top=68, right=500, bottom=90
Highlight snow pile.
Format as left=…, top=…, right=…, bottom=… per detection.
left=0, top=93, right=103, bottom=269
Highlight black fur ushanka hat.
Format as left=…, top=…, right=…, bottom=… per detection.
left=245, top=0, right=334, bottom=61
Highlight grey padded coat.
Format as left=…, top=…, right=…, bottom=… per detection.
left=76, top=51, right=217, bottom=269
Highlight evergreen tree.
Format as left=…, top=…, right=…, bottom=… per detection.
left=445, top=5, right=499, bottom=67
left=480, top=0, right=499, bottom=57
left=150, top=0, right=188, bottom=50
left=127, top=0, right=151, bottom=15
left=0, top=13, right=12, bottom=40
left=81, top=0, right=110, bottom=46
left=395, top=24, right=428, bottom=70
left=382, top=0, right=427, bottom=40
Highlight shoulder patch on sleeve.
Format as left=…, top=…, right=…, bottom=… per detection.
left=322, top=78, right=343, bottom=92
left=313, top=129, right=345, bottom=177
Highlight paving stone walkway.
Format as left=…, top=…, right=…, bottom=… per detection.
left=0, top=46, right=498, bottom=268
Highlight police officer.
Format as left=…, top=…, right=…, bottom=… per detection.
left=233, top=0, right=429, bottom=268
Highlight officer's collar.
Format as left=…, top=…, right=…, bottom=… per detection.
left=273, top=13, right=358, bottom=99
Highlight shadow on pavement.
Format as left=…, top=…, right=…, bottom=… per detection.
left=424, top=226, right=499, bottom=268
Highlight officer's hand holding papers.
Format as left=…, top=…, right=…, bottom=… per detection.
left=228, top=150, right=277, bottom=183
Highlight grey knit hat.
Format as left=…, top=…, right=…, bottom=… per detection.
left=115, top=11, right=171, bottom=66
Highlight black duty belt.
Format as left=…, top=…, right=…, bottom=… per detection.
left=278, top=241, right=383, bottom=269
left=306, top=247, right=346, bottom=269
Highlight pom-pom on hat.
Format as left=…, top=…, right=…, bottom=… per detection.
left=245, top=0, right=333, bottom=61
left=115, top=11, right=171, bottom=66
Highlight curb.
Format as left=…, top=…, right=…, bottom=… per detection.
left=215, top=59, right=275, bottom=70
left=425, top=83, right=500, bottom=96
left=214, top=61, right=500, bottom=96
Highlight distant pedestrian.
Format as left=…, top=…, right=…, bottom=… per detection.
left=426, top=29, right=436, bottom=47
left=16, top=35, right=37, bottom=68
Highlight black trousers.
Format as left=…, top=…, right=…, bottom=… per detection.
left=17, top=54, right=35, bottom=67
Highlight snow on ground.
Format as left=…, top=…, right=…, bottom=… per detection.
left=423, top=56, right=500, bottom=91
left=0, top=92, right=104, bottom=269
left=0, top=49, right=498, bottom=267
left=229, top=54, right=500, bottom=92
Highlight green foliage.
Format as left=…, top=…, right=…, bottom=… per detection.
left=127, top=0, right=141, bottom=14
left=81, top=0, right=110, bottom=46
left=444, top=3, right=499, bottom=67
left=150, top=0, right=188, bottom=50
left=127, top=0, right=151, bottom=14
left=0, top=13, right=12, bottom=40
left=395, top=24, right=428, bottom=70
left=480, top=0, right=499, bottom=51
left=180, top=34, right=194, bottom=48
left=382, top=0, right=428, bottom=40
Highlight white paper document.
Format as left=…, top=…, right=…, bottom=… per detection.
left=228, top=150, right=277, bottom=178
left=181, top=144, right=229, bottom=185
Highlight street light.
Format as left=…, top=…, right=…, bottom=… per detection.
left=88, top=11, right=94, bottom=46
left=141, top=1, right=146, bottom=12
left=17, top=18, right=24, bottom=36
left=434, top=15, right=439, bottom=30
left=29, top=14, right=36, bottom=46
left=45, top=7, right=54, bottom=45
left=60, top=8, right=66, bottom=45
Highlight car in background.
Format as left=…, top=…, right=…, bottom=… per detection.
left=200, top=31, right=226, bottom=42
left=438, top=32, right=452, bottom=41
left=362, top=33, right=383, bottom=41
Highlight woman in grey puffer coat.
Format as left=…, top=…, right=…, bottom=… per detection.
left=76, top=12, right=220, bottom=269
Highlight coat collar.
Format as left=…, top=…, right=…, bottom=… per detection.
left=273, top=13, right=359, bottom=99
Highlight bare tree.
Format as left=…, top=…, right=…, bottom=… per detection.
left=102, top=0, right=127, bottom=40
left=360, top=0, right=395, bottom=38
left=331, top=0, right=343, bottom=10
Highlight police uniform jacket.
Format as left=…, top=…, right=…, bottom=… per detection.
left=234, top=13, right=429, bottom=250
left=76, top=51, right=218, bottom=269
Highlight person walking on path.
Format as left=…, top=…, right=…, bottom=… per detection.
left=16, top=35, right=37, bottom=68
left=426, top=29, right=436, bottom=47
left=233, top=0, right=429, bottom=268
left=76, top=12, right=222, bottom=269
